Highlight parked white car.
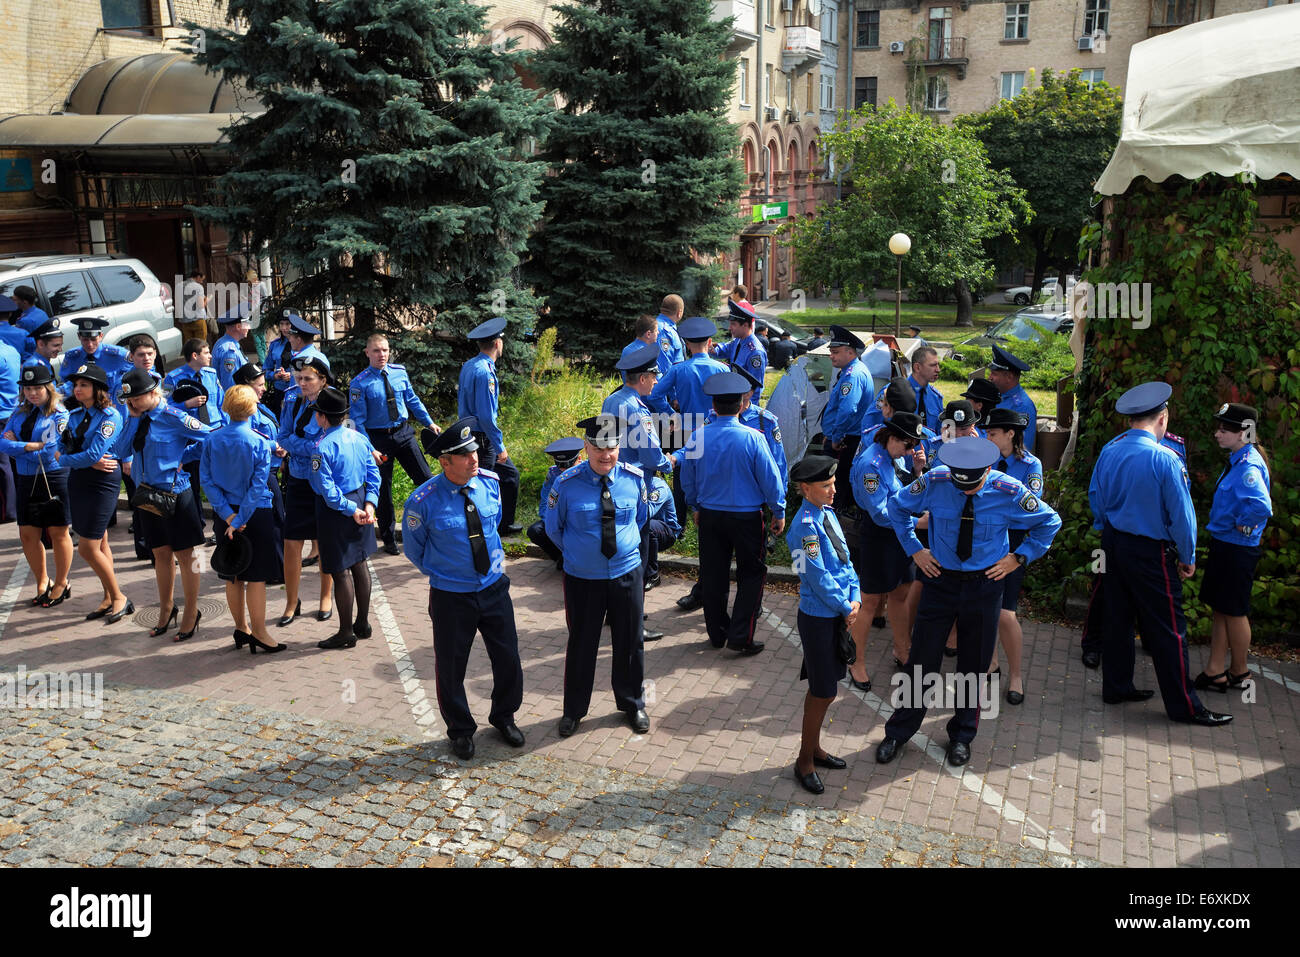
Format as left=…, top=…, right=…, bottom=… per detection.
left=1002, top=275, right=1076, bottom=306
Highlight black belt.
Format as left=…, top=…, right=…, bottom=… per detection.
left=1104, top=523, right=1175, bottom=550
left=368, top=421, right=408, bottom=434
left=938, top=566, right=994, bottom=581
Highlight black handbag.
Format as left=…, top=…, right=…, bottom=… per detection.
left=130, top=467, right=180, bottom=519
left=22, top=459, right=65, bottom=528
left=834, top=618, right=857, bottom=667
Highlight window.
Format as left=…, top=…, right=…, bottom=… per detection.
left=739, top=58, right=750, bottom=104
left=928, top=7, right=953, bottom=60
left=1079, top=68, right=1105, bottom=88
left=854, top=76, right=878, bottom=109
left=806, top=74, right=814, bottom=111
left=924, top=75, right=948, bottom=111
left=766, top=0, right=775, bottom=27
left=1084, top=0, right=1109, bottom=35
left=37, top=271, right=101, bottom=316
left=820, top=73, right=835, bottom=110
left=100, top=0, right=153, bottom=31
left=1000, top=71, right=1025, bottom=99
left=786, top=76, right=793, bottom=111
left=1004, top=2, right=1029, bottom=39
left=765, top=65, right=774, bottom=106
left=855, top=10, right=880, bottom=47
left=821, top=2, right=838, bottom=41
left=91, top=265, right=145, bottom=306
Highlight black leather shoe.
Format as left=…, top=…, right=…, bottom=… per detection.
left=731, top=642, right=765, bottom=656
left=317, top=608, right=333, bottom=622
left=302, top=555, right=318, bottom=567
left=849, top=676, right=872, bottom=693
left=1082, top=650, right=1101, bottom=669
left=558, top=715, right=580, bottom=737
left=381, top=540, right=400, bottom=556
left=813, top=753, right=846, bottom=770
left=947, top=741, right=971, bottom=766
left=876, top=737, right=903, bottom=764
left=1187, top=709, right=1233, bottom=727
left=644, top=573, right=660, bottom=591
left=793, top=765, right=824, bottom=795
left=85, top=603, right=111, bottom=621
left=491, top=721, right=526, bottom=747
left=104, top=599, right=134, bottom=625
left=1006, top=689, right=1025, bottom=706
left=943, top=646, right=957, bottom=658
left=353, top=622, right=373, bottom=640
left=643, top=628, right=665, bottom=641
left=872, top=615, right=887, bottom=629
left=676, top=591, right=704, bottom=612
left=450, top=736, right=475, bottom=759
left=500, top=523, right=524, bottom=537
left=316, top=632, right=357, bottom=650
left=277, top=600, right=302, bottom=628
left=627, top=709, right=650, bottom=734
left=1103, top=689, right=1155, bottom=704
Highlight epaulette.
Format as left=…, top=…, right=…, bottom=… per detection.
left=621, top=462, right=644, bottom=478
left=799, top=505, right=819, bottom=525
left=1165, top=432, right=1184, bottom=444
left=556, top=464, right=582, bottom=484
left=990, top=477, right=1022, bottom=495
left=477, top=467, right=500, bottom=482
left=388, top=362, right=405, bottom=371
left=409, top=478, right=436, bottom=505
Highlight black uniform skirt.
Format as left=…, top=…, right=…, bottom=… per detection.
left=16, top=468, right=72, bottom=528
left=1001, top=528, right=1029, bottom=612
left=137, top=487, right=205, bottom=551
left=214, top=509, right=283, bottom=584
left=315, top=488, right=376, bottom=574
left=1201, top=537, right=1262, bottom=617
left=283, top=474, right=318, bottom=541
left=69, top=466, right=121, bottom=538
left=858, top=513, right=915, bottom=594
left=797, top=610, right=846, bottom=698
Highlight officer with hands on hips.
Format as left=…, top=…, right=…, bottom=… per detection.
left=459, top=317, right=521, bottom=535
left=526, top=436, right=584, bottom=570
left=402, top=416, right=526, bottom=759
left=546, top=414, right=651, bottom=737
left=877, top=437, right=1061, bottom=767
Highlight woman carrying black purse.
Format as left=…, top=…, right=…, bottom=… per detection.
left=0, top=364, right=73, bottom=606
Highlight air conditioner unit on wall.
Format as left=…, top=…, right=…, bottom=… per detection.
left=1077, top=36, right=1094, bottom=51
left=782, top=0, right=793, bottom=10
left=783, top=110, right=797, bottom=123
left=888, top=41, right=905, bottom=53
left=764, top=106, right=779, bottom=122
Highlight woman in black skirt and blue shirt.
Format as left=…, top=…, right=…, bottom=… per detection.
left=786, top=454, right=861, bottom=795
left=1196, top=402, right=1273, bottom=693
left=232, top=361, right=287, bottom=546
left=59, top=363, right=132, bottom=623
left=1, top=364, right=72, bottom=606
left=308, top=387, right=380, bottom=650
left=277, top=356, right=334, bottom=626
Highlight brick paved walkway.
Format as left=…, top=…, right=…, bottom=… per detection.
left=1, top=521, right=1297, bottom=866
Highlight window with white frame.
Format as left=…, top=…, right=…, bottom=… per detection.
left=1079, top=68, right=1105, bottom=88
left=1084, top=0, right=1109, bottom=35
left=820, top=73, right=835, bottom=110
left=1004, top=2, right=1029, bottom=38
left=821, top=1, right=838, bottom=41
left=1000, top=71, right=1025, bottom=99
left=786, top=76, right=793, bottom=111
left=765, top=65, right=774, bottom=106
left=924, top=75, right=948, bottom=111
left=739, top=58, right=750, bottom=104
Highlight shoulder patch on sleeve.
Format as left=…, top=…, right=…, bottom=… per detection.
left=622, top=463, right=644, bottom=478
left=547, top=486, right=559, bottom=510
left=100, top=421, right=115, bottom=438
left=405, top=510, right=421, bottom=529
left=839, top=383, right=851, bottom=396
left=350, top=388, right=361, bottom=401
left=1026, top=472, right=1044, bottom=495
left=1018, top=491, right=1040, bottom=512
left=863, top=473, right=880, bottom=495
left=310, top=455, right=321, bottom=471
left=801, top=535, right=820, bottom=560
left=909, top=475, right=927, bottom=494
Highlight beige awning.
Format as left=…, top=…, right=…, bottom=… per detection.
left=64, top=52, right=258, bottom=116
left=0, top=112, right=253, bottom=150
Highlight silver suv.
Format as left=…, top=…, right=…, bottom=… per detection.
left=0, top=253, right=179, bottom=371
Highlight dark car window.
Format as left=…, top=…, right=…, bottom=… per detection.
left=92, top=264, right=146, bottom=306
left=37, top=270, right=102, bottom=316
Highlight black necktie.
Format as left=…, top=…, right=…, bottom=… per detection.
left=196, top=400, right=211, bottom=425
left=293, top=397, right=312, bottom=438
left=917, top=385, right=928, bottom=426
left=19, top=408, right=38, bottom=442
left=382, top=369, right=401, bottom=421
left=459, top=485, right=490, bottom=575
left=600, top=475, right=617, bottom=558
left=279, top=341, right=292, bottom=371
left=996, top=458, right=1007, bottom=473
left=68, top=411, right=93, bottom=452
left=957, top=494, right=976, bottom=562
left=133, top=413, right=152, bottom=453
left=823, top=514, right=848, bottom=563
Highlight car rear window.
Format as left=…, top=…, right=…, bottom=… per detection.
left=38, top=270, right=101, bottom=316
left=93, top=264, right=146, bottom=306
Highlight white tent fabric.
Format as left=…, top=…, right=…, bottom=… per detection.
left=766, top=357, right=829, bottom=467
left=1095, top=4, right=1300, bottom=196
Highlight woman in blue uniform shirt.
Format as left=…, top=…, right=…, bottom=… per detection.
left=59, top=363, right=132, bottom=623
left=1196, top=402, right=1273, bottom=693
left=0, top=364, right=73, bottom=606
left=983, top=408, right=1044, bottom=705
left=233, top=361, right=287, bottom=538
left=786, top=454, right=861, bottom=795
left=277, top=356, right=335, bottom=627
left=112, top=367, right=213, bottom=639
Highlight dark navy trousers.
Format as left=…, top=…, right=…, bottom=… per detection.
left=562, top=569, right=645, bottom=719
left=428, top=577, right=523, bottom=739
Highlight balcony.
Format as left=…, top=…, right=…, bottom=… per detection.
left=712, top=0, right=758, bottom=52
left=904, top=36, right=968, bottom=80
left=782, top=26, right=823, bottom=75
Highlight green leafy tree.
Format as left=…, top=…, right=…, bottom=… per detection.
left=525, top=0, right=744, bottom=367
left=956, top=69, right=1122, bottom=287
left=189, top=0, right=549, bottom=411
left=789, top=103, right=1028, bottom=327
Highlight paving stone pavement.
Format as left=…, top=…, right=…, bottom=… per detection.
left=2, top=520, right=1298, bottom=867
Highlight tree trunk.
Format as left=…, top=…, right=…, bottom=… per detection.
left=954, top=278, right=973, bottom=327
left=1030, top=234, right=1050, bottom=289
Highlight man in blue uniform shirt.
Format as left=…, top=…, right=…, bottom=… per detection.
left=350, top=332, right=439, bottom=554
left=602, top=342, right=676, bottom=476
left=59, top=317, right=130, bottom=397
left=876, top=437, right=1061, bottom=767
left=526, top=436, right=584, bottom=571
left=680, top=372, right=786, bottom=655
left=12, top=286, right=50, bottom=335
left=402, top=417, right=526, bottom=759
left=821, top=325, right=873, bottom=512
left=1088, top=381, right=1232, bottom=727
left=711, top=299, right=766, bottom=403
left=988, top=344, right=1037, bottom=452
left=620, top=314, right=660, bottom=389
left=654, top=294, right=685, bottom=371
left=211, top=311, right=251, bottom=393
left=546, top=414, right=651, bottom=736
left=25, top=318, right=64, bottom=381
left=271, top=313, right=329, bottom=399
left=164, top=338, right=225, bottom=404
left=458, top=317, right=521, bottom=536
left=906, top=346, right=945, bottom=434
left=0, top=294, right=29, bottom=358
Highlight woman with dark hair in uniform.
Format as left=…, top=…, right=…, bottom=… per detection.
left=59, top=363, right=132, bottom=623
left=232, top=361, right=287, bottom=550
left=277, top=356, right=334, bottom=626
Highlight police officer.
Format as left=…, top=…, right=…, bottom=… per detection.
left=620, top=316, right=661, bottom=397
left=786, top=454, right=861, bottom=795
left=270, top=313, right=330, bottom=404
left=169, top=378, right=226, bottom=539
left=263, top=312, right=296, bottom=416
left=25, top=318, right=64, bottom=380
left=712, top=300, right=767, bottom=403
left=0, top=293, right=29, bottom=358
left=643, top=469, right=681, bottom=593
left=349, top=332, right=439, bottom=554
left=1088, top=381, right=1231, bottom=727
left=680, top=372, right=786, bottom=655
left=1197, top=402, right=1273, bottom=693
left=546, top=414, right=650, bottom=736
left=232, top=361, right=287, bottom=536
left=0, top=331, right=19, bottom=523
left=907, top=346, right=946, bottom=434
left=653, top=294, right=686, bottom=371
left=603, top=342, right=676, bottom=473
left=988, top=344, right=1037, bottom=452
left=11, top=285, right=50, bottom=335
left=459, top=317, right=521, bottom=535
left=310, top=386, right=381, bottom=651
left=60, top=317, right=130, bottom=394
left=164, top=338, right=225, bottom=410
left=211, top=310, right=251, bottom=393
left=961, top=377, right=1002, bottom=428
left=278, top=354, right=335, bottom=626
left=527, top=436, right=584, bottom=570
left=877, top=437, right=1061, bottom=766
left=821, top=325, right=873, bottom=512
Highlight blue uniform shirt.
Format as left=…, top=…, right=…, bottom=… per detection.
left=310, top=424, right=381, bottom=515
left=655, top=314, right=684, bottom=371
left=403, top=470, right=506, bottom=593
left=266, top=336, right=290, bottom=373
left=998, top=384, right=1038, bottom=452
left=647, top=474, right=681, bottom=536
left=601, top=385, right=673, bottom=474
left=1160, top=432, right=1187, bottom=463
left=58, top=404, right=122, bottom=471
left=112, top=401, right=212, bottom=492
left=0, top=324, right=30, bottom=359
left=851, top=438, right=913, bottom=529
left=163, top=363, right=225, bottom=408
left=0, top=341, right=19, bottom=420
left=821, top=358, right=873, bottom=443
left=545, top=461, right=648, bottom=580
left=211, top=334, right=245, bottom=392
left=250, top=403, right=280, bottom=443
left=1089, top=429, right=1197, bottom=564
left=168, top=385, right=228, bottom=430
left=538, top=463, right=566, bottom=521
left=787, top=501, right=860, bottom=619
left=349, top=363, right=434, bottom=431
left=909, top=374, right=945, bottom=434
left=109, top=367, right=163, bottom=422
left=705, top=405, right=787, bottom=480
left=621, top=338, right=671, bottom=414
left=995, top=449, right=1044, bottom=497
left=200, top=420, right=274, bottom=528
left=715, top=334, right=766, bottom=402
left=680, top=416, right=785, bottom=513
left=889, top=467, right=1061, bottom=570
left=272, top=344, right=330, bottom=395
left=59, top=344, right=131, bottom=399
left=649, top=352, right=728, bottom=426
left=1206, top=444, right=1272, bottom=547
left=458, top=352, right=503, bottom=452
left=861, top=383, right=889, bottom=433
left=16, top=305, right=50, bottom=335
left=1, top=404, right=69, bottom=474
left=278, top=387, right=326, bottom=480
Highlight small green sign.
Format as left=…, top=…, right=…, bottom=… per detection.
left=0, top=158, right=33, bottom=192
left=752, top=201, right=788, bottom=222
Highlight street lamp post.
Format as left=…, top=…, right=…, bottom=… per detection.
left=888, top=232, right=911, bottom=339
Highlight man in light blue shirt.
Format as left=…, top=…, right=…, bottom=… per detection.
left=458, top=317, right=520, bottom=535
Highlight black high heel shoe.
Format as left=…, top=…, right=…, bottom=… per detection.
left=233, top=629, right=252, bottom=649
left=248, top=633, right=287, bottom=654
left=41, top=584, right=72, bottom=608
left=29, top=584, right=51, bottom=607
left=86, top=601, right=113, bottom=621
left=317, top=607, right=333, bottom=622
left=277, top=600, right=301, bottom=628
left=175, top=609, right=202, bottom=642
left=1194, top=670, right=1229, bottom=693
left=849, top=675, right=872, bottom=693
left=104, top=599, right=135, bottom=625
left=150, top=605, right=178, bottom=637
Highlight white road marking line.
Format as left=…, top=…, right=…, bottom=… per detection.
left=367, top=559, right=439, bottom=740
left=1254, top=661, right=1300, bottom=696
left=0, top=555, right=31, bottom=639
left=762, top=606, right=1073, bottom=858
